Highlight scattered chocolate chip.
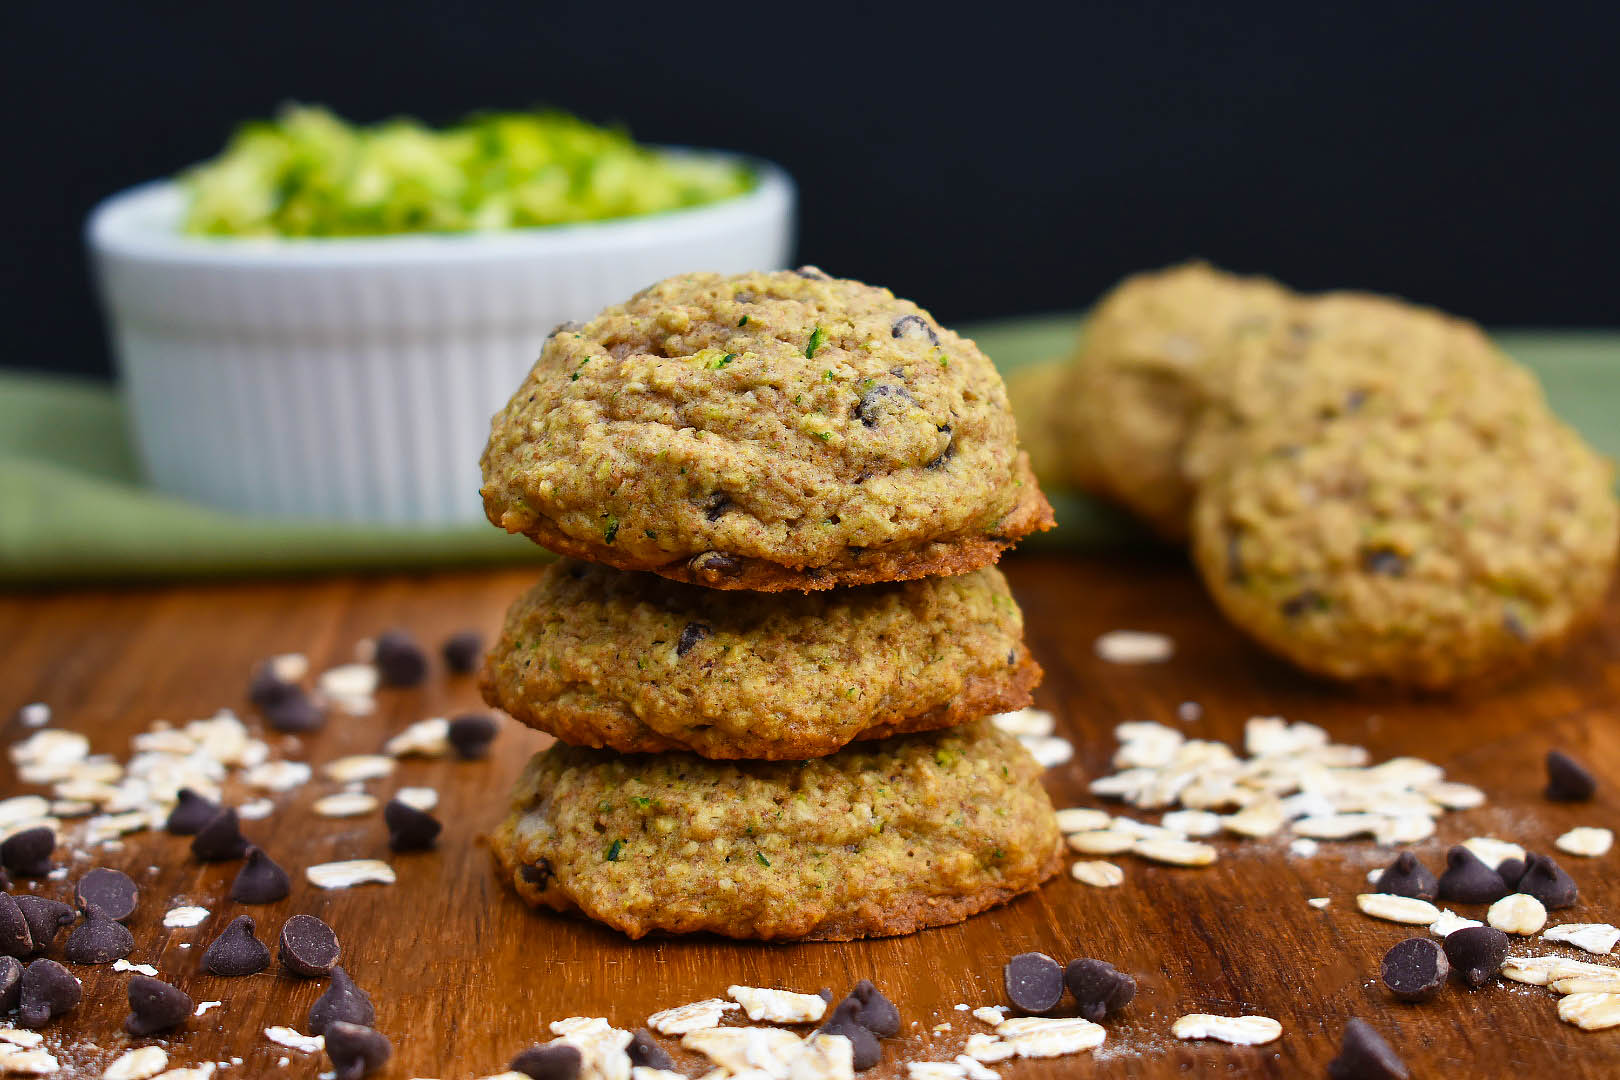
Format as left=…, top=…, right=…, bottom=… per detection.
left=202, top=914, right=269, bottom=976
left=166, top=788, right=221, bottom=834
left=18, top=958, right=80, bottom=1027
left=675, top=622, right=712, bottom=658
left=1443, top=925, right=1510, bottom=988
left=442, top=631, right=484, bottom=674
left=280, top=914, right=341, bottom=976
left=1, top=826, right=56, bottom=877
left=0, top=868, right=8, bottom=892
left=854, top=383, right=917, bottom=426
left=249, top=664, right=299, bottom=708
left=817, top=988, right=835, bottom=1004
left=0, top=894, right=32, bottom=958
left=848, top=978, right=900, bottom=1038
left=1546, top=750, right=1597, bottom=802
left=1496, top=857, right=1526, bottom=890
left=510, top=1043, right=582, bottom=1080
left=0, top=956, right=19, bottom=1013
left=308, top=966, right=376, bottom=1035
left=1360, top=548, right=1408, bottom=576
left=12, top=897, right=74, bottom=957
left=325, top=1021, right=393, bottom=1080
left=263, top=687, right=326, bottom=733
left=64, top=904, right=133, bottom=964
left=1380, top=937, right=1448, bottom=1002
left=375, top=629, right=428, bottom=687
left=385, top=798, right=441, bottom=851
left=627, top=1028, right=673, bottom=1070
left=1004, top=951, right=1064, bottom=1014
left=891, top=314, right=940, bottom=345
left=1062, top=957, right=1136, bottom=1021
left=1327, top=1018, right=1409, bottom=1080
left=191, top=808, right=250, bottom=862
left=793, top=266, right=832, bottom=280
left=125, top=973, right=193, bottom=1035
left=1373, top=852, right=1437, bottom=901
left=449, top=713, right=498, bottom=759
left=815, top=997, right=882, bottom=1071
left=75, top=867, right=139, bottom=921
left=1436, top=845, right=1507, bottom=904
left=688, top=551, right=742, bottom=578
left=230, top=847, right=291, bottom=904
left=1518, top=852, right=1578, bottom=909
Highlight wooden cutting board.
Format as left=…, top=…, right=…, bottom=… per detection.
left=2, top=552, right=1617, bottom=1077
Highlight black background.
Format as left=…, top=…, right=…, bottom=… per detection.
left=8, top=2, right=1618, bottom=379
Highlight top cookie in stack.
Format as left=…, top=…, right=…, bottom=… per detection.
left=480, top=267, right=1054, bottom=591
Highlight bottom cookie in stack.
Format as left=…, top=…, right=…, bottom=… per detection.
left=492, top=719, right=1062, bottom=941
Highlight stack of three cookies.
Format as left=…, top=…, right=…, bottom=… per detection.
left=476, top=268, right=1063, bottom=940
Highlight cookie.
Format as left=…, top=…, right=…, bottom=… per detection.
left=1051, top=261, right=1292, bottom=538
left=480, top=559, right=1039, bottom=760
left=480, top=269, right=1053, bottom=591
left=491, top=719, right=1064, bottom=940
left=1005, top=360, right=1095, bottom=492
left=1192, top=404, right=1618, bottom=688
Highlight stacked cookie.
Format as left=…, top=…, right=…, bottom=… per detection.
left=476, top=268, right=1062, bottom=940
left=1016, top=262, right=1618, bottom=689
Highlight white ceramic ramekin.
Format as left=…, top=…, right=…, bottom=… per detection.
left=86, top=157, right=794, bottom=524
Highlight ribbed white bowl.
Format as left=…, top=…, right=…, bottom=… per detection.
left=87, top=158, right=795, bottom=524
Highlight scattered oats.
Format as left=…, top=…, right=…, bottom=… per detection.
left=1422, top=781, right=1487, bottom=810
left=1066, top=830, right=1135, bottom=856
left=163, top=906, right=210, bottom=929
left=394, top=786, right=440, bottom=812
left=237, top=799, right=274, bottom=820
left=1429, top=909, right=1484, bottom=937
left=1222, top=803, right=1287, bottom=839
left=312, top=792, right=378, bottom=818
left=931, top=1023, right=952, bottom=1035
left=648, top=999, right=741, bottom=1035
left=195, top=1001, right=222, bottom=1016
left=1113, top=723, right=1184, bottom=769
left=728, top=986, right=828, bottom=1024
left=951, top=1057, right=998, bottom=1080
left=1162, top=810, right=1222, bottom=837
left=989, top=708, right=1054, bottom=738
left=1551, top=975, right=1620, bottom=994
left=384, top=718, right=451, bottom=758
left=268, top=653, right=309, bottom=683
left=962, top=1033, right=1014, bottom=1064
left=0, top=1033, right=43, bottom=1050
left=323, top=755, right=394, bottom=783
left=1289, top=839, right=1321, bottom=859
left=1133, top=836, right=1217, bottom=866
left=1558, top=992, right=1620, bottom=1031
left=1018, top=735, right=1073, bottom=768
left=149, top=1066, right=214, bottom=1080
left=906, top=1066, right=968, bottom=1080
left=1291, top=813, right=1382, bottom=840
left=48, top=800, right=95, bottom=818
left=1462, top=837, right=1525, bottom=869
left=1054, top=808, right=1111, bottom=833
left=0, top=1048, right=60, bottom=1075
left=1070, top=861, right=1124, bottom=888
left=1094, top=630, right=1174, bottom=664
left=244, top=761, right=312, bottom=792
left=17, top=704, right=50, bottom=728
left=1366, top=868, right=1384, bottom=885
left=1170, top=1014, right=1282, bottom=1046
left=9, top=729, right=91, bottom=773
left=317, top=664, right=378, bottom=713
left=681, top=1026, right=802, bottom=1076
left=1373, top=814, right=1436, bottom=846
left=265, top=1028, right=323, bottom=1054
left=1546, top=924, right=1620, bottom=956
left=1501, top=955, right=1620, bottom=986
left=306, top=860, right=395, bottom=889
left=1307, top=897, right=1331, bottom=910
left=103, top=1047, right=169, bottom=1080
left=1177, top=701, right=1202, bottom=722
left=1557, top=827, right=1614, bottom=858
left=953, top=1004, right=969, bottom=1012
left=1357, top=894, right=1442, bottom=925
left=993, top=1016, right=1106, bottom=1057
left=0, top=797, right=51, bottom=829
left=971, top=1007, right=1007, bottom=1027
left=132, top=730, right=196, bottom=756
left=112, top=959, right=159, bottom=976
left=1488, top=893, right=1548, bottom=936
left=84, top=810, right=153, bottom=844
left=789, top=1035, right=854, bottom=1080
left=630, top=1071, right=686, bottom=1080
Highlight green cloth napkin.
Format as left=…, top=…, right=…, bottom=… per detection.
left=2, top=319, right=1616, bottom=583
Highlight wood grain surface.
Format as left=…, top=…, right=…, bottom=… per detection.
left=2, top=551, right=1618, bottom=1078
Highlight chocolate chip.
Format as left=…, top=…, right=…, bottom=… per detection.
left=1496, top=857, right=1526, bottom=890
left=793, top=266, right=832, bottom=280
left=385, top=798, right=441, bottom=852
left=202, top=914, right=269, bottom=976
left=0, top=894, right=32, bottom=958
left=125, top=973, right=193, bottom=1035
left=701, top=493, right=733, bottom=521
left=280, top=914, right=341, bottom=976
left=12, top=897, right=74, bottom=957
left=1436, top=845, right=1507, bottom=904
left=442, top=631, right=484, bottom=674
left=1, top=826, right=56, bottom=877
left=1373, top=852, right=1437, bottom=901
left=627, top=1028, right=672, bottom=1070
left=375, top=629, right=428, bottom=687
left=449, top=713, right=498, bottom=759
left=1518, top=852, right=1578, bottom=909
left=1280, top=589, right=1327, bottom=618
left=64, top=904, right=133, bottom=965
left=1380, top=937, right=1448, bottom=1002
left=854, top=383, right=918, bottom=426
left=676, top=622, right=712, bottom=658
left=191, top=808, right=250, bottom=862
left=1327, top=1018, right=1409, bottom=1080
left=510, top=1044, right=582, bottom=1080
left=166, top=788, right=221, bottom=835
left=249, top=665, right=300, bottom=709
left=518, top=860, right=552, bottom=889
left=1502, top=608, right=1531, bottom=641
left=1360, top=548, right=1407, bottom=576
left=308, top=966, right=375, bottom=1035
left=0, top=956, right=19, bottom=1013
left=1062, top=957, right=1136, bottom=1021
left=688, top=551, right=742, bottom=578
left=325, top=1021, right=393, bottom=1080
left=815, top=998, right=882, bottom=1070
left=1546, top=750, right=1596, bottom=802
left=891, top=314, right=940, bottom=345
left=1004, top=951, right=1064, bottom=1014
left=230, top=847, right=291, bottom=904
left=847, top=978, right=900, bottom=1038
left=1443, top=925, right=1510, bottom=988
left=18, top=958, right=80, bottom=1027
left=75, top=867, right=139, bottom=921
left=264, top=687, right=325, bottom=733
